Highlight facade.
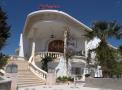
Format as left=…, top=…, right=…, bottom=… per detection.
left=18, top=10, right=100, bottom=77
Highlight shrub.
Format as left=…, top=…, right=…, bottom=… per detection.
left=56, top=76, right=74, bottom=82
left=85, top=74, right=90, bottom=77
left=41, top=56, right=53, bottom=72
left=0, top=53, right=8, bottom=69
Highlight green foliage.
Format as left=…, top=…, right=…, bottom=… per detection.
left=0, top=7, right=10, bottom=50
left=56, top=76, right=74, bottom=82
left=0, top=53, right=8, bottom=69
left=85, top=21, right=122, bottom=77
left=95, top=41, right=117, bottom=77
left=118, top=46, right=122, bottom=55
left=0, top=7, right=10, bottom=69
left=85, top=74, right=90, bottom=77
left=41, top=56, right=53, bottom=72
left=86, top=21, right=122, bottom=41
left=111, top=62, right=122, bottom=75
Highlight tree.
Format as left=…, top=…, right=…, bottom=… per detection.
left=0, top=53, right=8, bottom=69
left=0, top=7, right=10, bottom=49
left=65, top=30, right=75, bottom=76
left=0, top=7, right=10, bottom=69
left=86, top=21, right=122, bottom=42
left=118, top=46, right=122, bottom=55
left=85, top=21, right=122, bottom=77
left=41, top=56, right=53, bottom=72
left=96, top=42, right=118, bottom=77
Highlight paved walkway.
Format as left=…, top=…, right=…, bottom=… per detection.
left=19, top=84, right=113, bottom=90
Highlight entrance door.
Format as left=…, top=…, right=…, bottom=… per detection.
left=48, top=40, right=64, bottom=53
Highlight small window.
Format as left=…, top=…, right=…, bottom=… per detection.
left=71, top=67, right=81, bottom=75
left=6, top=63, right=18, bottom=73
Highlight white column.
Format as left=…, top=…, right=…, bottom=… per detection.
left=81, top=68, right=86, bottom=81
left=64, top=30, right=68, bottom=59
left=19, top=33, right=24, bottom=58
left=31, top=28, right=37, bottom=56
left=85, top=39, right=88, bottom=57
left=31, top=40, right=35, bottom=56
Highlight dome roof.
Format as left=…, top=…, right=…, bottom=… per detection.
left=23, top=10, right=92, bottom=35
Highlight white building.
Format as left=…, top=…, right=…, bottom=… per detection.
left=17, top=10, right=100, bottom=78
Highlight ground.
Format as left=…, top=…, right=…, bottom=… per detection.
left=18, top=84, right=113, bottom=90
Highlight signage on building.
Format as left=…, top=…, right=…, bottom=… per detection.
left=39, top=4, right=60, bottom=9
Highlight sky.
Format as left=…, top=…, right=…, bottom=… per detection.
left=0, top=0, right=122, bottom=55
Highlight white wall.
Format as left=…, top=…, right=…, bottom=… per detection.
left=22, top=25, right=88, bottom=58
left=19, top=34, right=24, bottom=57
left=75, top=38, right=85, bottom=52
left=22, top=37, right=33, bottom=59
left=87, top=37, right=100, bottom=59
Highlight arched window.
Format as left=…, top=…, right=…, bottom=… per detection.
left=6, top=63, right=18, bottom=73
left=48, top=40, right=64, bottom=53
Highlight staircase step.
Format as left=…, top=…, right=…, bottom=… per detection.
left=17, top=81, right=44, bottom=84
left=17, top=76, right=44, bottom=79
left=7, top=60, right=46, bottom=88
left=18, top=79, right=44, bottom=82
left=17, top=82, right=45, bottom=88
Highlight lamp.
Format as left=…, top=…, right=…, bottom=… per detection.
left=50, top=34, right=54, bottom=38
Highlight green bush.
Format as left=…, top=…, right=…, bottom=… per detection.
left=41, top=56, right=53, bottom=72
left=56, top=76, right=74, bottom=82
left=67, top=76, right=74, bottom=81
left=0, top=53, right=8, bottom=69
left=85, top=74, right=90, bottom=77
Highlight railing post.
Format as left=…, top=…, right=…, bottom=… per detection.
left=42, top=52, right=44, bottom=58
left=35, top=52, right=63, bottom=61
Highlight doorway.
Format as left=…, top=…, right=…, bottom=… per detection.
left=48, top=40, right=64, bottom=53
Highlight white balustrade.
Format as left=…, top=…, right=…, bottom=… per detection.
left=28, top=52, right=63, bottom=81
left=28, top=55, right=47, bottom=81
left=35, top=52, right=63, bottom=59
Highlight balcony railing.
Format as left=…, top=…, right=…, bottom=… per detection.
left=35, top=52, right=63, bottom=59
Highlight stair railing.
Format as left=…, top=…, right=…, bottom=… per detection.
left=28, top=55, right=47, bottom=81
left=28, top=52, right=63, bottom=81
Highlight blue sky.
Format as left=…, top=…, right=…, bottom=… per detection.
left=0, top=0, right=122, bottom=55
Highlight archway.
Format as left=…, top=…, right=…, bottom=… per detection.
left=48, top=40, right=64, bottom=53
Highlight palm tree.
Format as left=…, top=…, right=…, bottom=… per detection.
left=86, top=21, right=121, bottom=42
left=85, top=21, right=122, bottom=77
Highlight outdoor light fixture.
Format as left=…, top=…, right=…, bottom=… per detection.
left=50, top=34, right=54, bottom=38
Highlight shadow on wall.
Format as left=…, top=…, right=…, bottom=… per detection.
left=84, top=78, right=122, bottom=90
left=0, top=76, right=11, bottom=90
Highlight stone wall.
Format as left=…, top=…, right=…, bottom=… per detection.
left=0, top=77, right=11, bottom=90
left=85, top=78, right=122, bottom=90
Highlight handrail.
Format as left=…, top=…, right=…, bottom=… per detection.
left=28, top=55, right=34, bottom=63
left=28, top=55, right=47, bottom=81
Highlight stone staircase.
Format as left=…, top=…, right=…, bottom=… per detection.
left=7, top=60, right=46, bottom=88
left=17, top=70, right=45, bottom=87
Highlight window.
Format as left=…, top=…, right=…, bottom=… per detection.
left=71, top=67, right=81, bottom=75
left=6, top=64, right=18, bottom=73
